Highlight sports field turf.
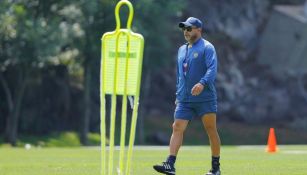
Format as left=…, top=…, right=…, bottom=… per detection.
left=0, top=145, right=306, bottom=175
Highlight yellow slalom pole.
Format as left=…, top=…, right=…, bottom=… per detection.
left=125, top=34, right=144, bottom=175
left=101, top=37, right=106, bottom=175
left=101, top=0, right=144, bottom=174
left=115, top=1, right=133, bottom=174
left=109, top=92, right=117, bottom=175
left=108, top=30, right=122, bottom=175
left=125, top=96, right=139, bottom=175
left=100, top=53, right=106, bottom=175
left=118, top=31, right=130, bottom=175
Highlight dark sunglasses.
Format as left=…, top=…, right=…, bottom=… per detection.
left=181, top=26, right=196, bottom=32
left=181, top=26, right=192, bottom=32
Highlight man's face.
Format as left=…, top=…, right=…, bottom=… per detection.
left=182, top=26, right=200, bottom=42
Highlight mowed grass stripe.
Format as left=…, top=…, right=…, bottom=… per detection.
left=0, top=146, right=306, bottom=175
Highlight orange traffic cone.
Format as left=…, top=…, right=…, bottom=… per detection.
left=266, top=128, right=278, bottom=153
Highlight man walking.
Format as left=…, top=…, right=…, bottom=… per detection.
left=153, top=17, right=221, bottom=175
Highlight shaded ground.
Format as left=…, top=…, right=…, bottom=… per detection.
left=144, top=116, right=307, bottom=145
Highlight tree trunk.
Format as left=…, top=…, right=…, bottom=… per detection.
left=80, top=62, right=91, bottom=145
left=3, top=69, right=27, bottom=146
left=54, top=65, right=71, bottom=131
left=0, top=72, right=14, bottom=114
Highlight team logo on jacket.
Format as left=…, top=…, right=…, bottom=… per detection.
left=193, top=52, right=198, bottom=58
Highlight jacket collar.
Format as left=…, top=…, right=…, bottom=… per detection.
left=188, top=37, right=202, bottom=48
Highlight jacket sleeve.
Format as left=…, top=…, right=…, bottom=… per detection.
left=176, top=49, right=180, bottom=89
left=199, top=44, right=217, bottom=85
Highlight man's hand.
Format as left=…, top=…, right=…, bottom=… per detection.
left=191, top=83, right=204, bottom=96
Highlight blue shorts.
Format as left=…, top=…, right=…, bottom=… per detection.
left=174, top=100, right=217, bottom=120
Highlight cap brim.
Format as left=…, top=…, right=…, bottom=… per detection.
left=179, top=22, right=192, bottom=28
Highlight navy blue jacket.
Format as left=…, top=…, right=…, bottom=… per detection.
left=176, top=38, right=217, bottom=102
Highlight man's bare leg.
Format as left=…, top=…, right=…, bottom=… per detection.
left=202, top=113, right=221, bottom=174
left=169, top=119, right=189, bottom=156
left=153, top=119, right=189, bottom=175
left=201, top=113, right=220, bottom=156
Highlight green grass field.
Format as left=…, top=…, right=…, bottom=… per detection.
left=0, top=145, right=307, bottom=175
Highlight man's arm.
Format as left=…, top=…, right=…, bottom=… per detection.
left=199, top=44, right=217, bottom=86
left=191, top=44, right=217, bottom=96
left=175, top=49, right=180, bottom=102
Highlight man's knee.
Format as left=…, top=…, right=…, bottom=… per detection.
left=172, top=121, right=186, bottom=133
left=202, top=113, right=217, bottom=131
left=204, top=124, right=217, bottom=133
left=203, top=121, right=217, bottom=134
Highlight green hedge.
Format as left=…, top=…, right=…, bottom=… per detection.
left=0, top=132, right=107, bottom=147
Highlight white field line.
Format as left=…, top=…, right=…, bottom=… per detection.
left=282, top=150, right=307, bottom=154
left=87, top=145, right=307, bottom=152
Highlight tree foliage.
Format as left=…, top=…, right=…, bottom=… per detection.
left=0, top=0, right=185, bottom=145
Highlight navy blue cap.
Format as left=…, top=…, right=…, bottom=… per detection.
left=179, top=17, right=203, bottom=28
